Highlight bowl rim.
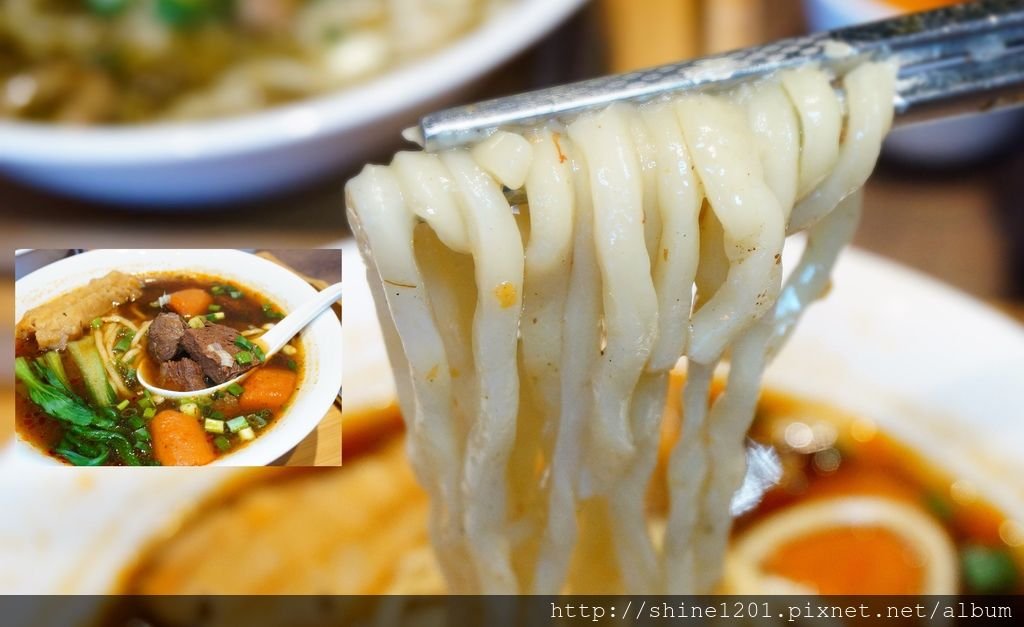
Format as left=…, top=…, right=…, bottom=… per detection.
left=12, top=248, right=342, bottom=467
left=0, top=0, right=586, bottom=166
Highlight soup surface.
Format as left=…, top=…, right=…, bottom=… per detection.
left=15, top=271, right=303, bottom=466
left=121, top=379, right=1022, bottom=596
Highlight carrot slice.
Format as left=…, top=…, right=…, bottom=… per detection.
left=167, top=288, right=213, bottom=317
left=150, top=410, right=216, bottom=466
left=238, top=368, right=297, bottom=412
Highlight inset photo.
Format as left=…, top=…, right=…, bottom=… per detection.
left=12, top=249, right=341, bottom=467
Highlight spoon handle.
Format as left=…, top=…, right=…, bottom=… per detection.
left=260, top=282, right=343, bottom=356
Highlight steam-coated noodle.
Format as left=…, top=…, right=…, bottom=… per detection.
left=346, top=61, right=897, bottom=594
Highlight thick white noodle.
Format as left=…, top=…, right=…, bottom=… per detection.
left=781, top=66, right=842, bottom=200
left=438, top=149, right=525, bottom=594
left=533, top=136, right=602, bottom=593
left=663, top=361, right=717, bottom=593
left=744, top=82, right=800, bottom=218
left=567, top=104, right=659, bottom=491
left=345, top=166, right=473, bottom=591
left=472, top=130, right=534, bottom=190
left=675, top=94, right=785, bottom=365
left=391, top=152, right=472, bottom=254
left=639, top=100, right=703, bottom=371
left=789, top=62, right=896, bottom=232
left=507, top=128, right=573, bottom=588
left=768, top=190, right=863, bottom=356
left=346, top=62, right=894, bottom=596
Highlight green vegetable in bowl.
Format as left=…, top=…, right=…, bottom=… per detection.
left=15, top=355, right=151, bottom=466
left=15, top=357, right=96, bottom=427
left=68, top=336, right=117, bottom=407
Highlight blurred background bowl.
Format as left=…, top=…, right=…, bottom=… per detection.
left=802, top=0, right=1024, bottom=166
left=0, top=0, right=585, bottom=207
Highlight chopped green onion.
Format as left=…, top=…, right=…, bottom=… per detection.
left=90, top=318, right=103, bottom=329
left=249, top=413, right=268, bottom=429
left=208, top=304, right=222, bottom=312
left=213, top=435, right=231, bottom=452
left=234, top=351, right=253, bottom=366
left=116, top=399, right=130, bottom=411
left=252, top=344, right=265, bottom=363
left=188, top=316, right=206, bottom=329
left=128, top=416, right=145, bottom=430
left=138, top=397, right=154, bottom=409
left=204, top=419, right=225, bottom=434
left=234, top=335, right=254, bottom=350
left=211, top=285, right=225, bottom=295
left=227, top=382, right=245, bottom=396
left=143, top=407, right=156, bottom=419
left=226, top=416, right=249, bottom=433
left=179, top=402, right=199, bottom=417
left=238, top=427, right=255, bottom=442
left=962, top=545, right=1019, bottom=593
left=207, top=409, right=224, bottom=420
left=229, top=289, right=243, bottom=299
left=133, top=427, right=151, bottom=441
left=286, top=359, right=297, bottom=372
left=262, top=303, right=284, bottom=319
left=113, top=336, right=132, bottom=353
left=206, top=312, right=226, bottom=321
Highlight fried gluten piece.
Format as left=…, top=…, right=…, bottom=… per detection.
left=17, top=270, right=142, bottom=350
left=129, top=437, right=438, bottom=597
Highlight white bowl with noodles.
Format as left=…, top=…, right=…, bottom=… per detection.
left=9, top=249, right=342, bottom=467
left=0, top=0, right=586, bottom=208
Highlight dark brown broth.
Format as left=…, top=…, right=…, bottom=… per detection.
left=15, top=272, right=305, bottom=466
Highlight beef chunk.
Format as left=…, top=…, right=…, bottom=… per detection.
left=180, top=324, right=254, bottom=384
left=159, top=357, right=207, bottom=392
left=148, top=313, right=187, bottom=362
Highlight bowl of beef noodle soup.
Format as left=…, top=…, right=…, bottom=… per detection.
left=11, top=249, right=342, bottom=467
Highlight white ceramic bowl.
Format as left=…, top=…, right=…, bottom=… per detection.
left=0, top=0, right=585, bottom=207
left=9, top=249, right=342, bottom=467
left=802, top=0, right=1024, bottom=165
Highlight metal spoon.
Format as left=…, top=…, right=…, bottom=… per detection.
left=138, top=282, right=342, bottom=399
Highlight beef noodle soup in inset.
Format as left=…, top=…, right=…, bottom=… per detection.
left=15, top=271, right=303, bottom=466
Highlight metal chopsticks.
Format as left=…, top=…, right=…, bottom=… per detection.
left=414, top=0, right=1024, bottom=151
